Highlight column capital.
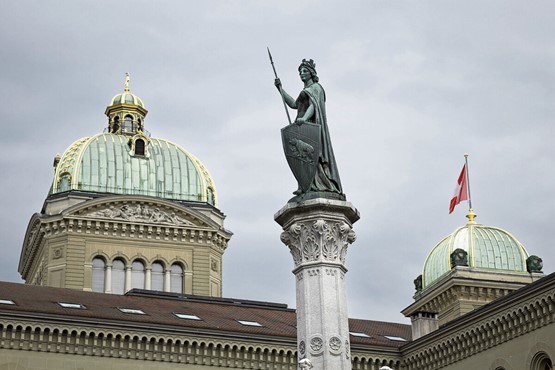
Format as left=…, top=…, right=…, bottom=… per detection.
left=276, top=198, right=358, bottom=269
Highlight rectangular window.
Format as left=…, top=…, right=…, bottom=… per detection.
left=383, top=335, right=407, bottom=342
left=118, top=307, right=145, bottom=315
left=58, top=302, right=86, bottom=309
left=174, top=313, right=201, bottom=320
left=349, top=332, right=370, bottom=338
left=237, top=320, right=262, bottom=327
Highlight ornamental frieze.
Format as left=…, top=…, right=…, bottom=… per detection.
left=280, top=219, right=356, bottom=266
left=83, top=204, right=193, bottom=226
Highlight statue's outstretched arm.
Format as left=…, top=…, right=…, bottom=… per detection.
left=275, top=78, right=297, bottom=109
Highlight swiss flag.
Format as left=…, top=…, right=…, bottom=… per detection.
left=449, top=164, right=468, bottom=214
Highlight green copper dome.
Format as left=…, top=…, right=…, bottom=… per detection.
left=422, top=222, right=530, bottom=289
left=109, top=92, right=144, bottom=108
left=51, top=133, right=217, bottom=206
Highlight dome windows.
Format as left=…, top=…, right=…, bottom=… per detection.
left=111, top=116, right=120, bottom=133
left=123, top=115, right=134, bottom=132
left=134, top=138, right=145, bottom=156
left=105, top=75, right=148, bottom=136
left=90, top=256, right=187, bottom=295
left=129, top=133, right=150, bottom=158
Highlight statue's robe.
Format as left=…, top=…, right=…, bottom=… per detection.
left=295, top=82, right=342, bottom=194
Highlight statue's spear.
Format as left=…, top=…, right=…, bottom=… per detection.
left=267, top=47, right=292, bottom=124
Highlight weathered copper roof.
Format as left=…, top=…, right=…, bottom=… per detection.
left=422, top=223, right=530, bottom=289
left=50, top=134, right=218, bottom=206
left=0, top=282, right=411, bottom=349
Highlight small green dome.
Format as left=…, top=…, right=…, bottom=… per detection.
left=422, top=222, right=529, bottom=289
left=50, top=133, right=217, bottom=206
left=109, top=92, right=144, bottom=108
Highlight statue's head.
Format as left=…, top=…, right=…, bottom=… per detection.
left=298, top=358, right=313, bottom=370
left=298, top=59, right=318, bottom=82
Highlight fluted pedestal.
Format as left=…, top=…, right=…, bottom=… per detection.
left=275, top=198, right=359, bottom=370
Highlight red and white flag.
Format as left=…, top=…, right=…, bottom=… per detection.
left=449, top=164, right=468, bottom=214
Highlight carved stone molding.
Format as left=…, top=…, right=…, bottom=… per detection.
left=84, top=204, right=193, bottom=226
left=280, top=219, right=356, bottom=267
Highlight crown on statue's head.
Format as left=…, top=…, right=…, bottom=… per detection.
left=301, top=59, right=316, bottom=69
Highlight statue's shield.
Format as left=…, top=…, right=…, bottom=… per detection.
left=281, top=123, right=320, bottom=192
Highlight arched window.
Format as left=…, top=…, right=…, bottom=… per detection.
left=170, top=263, right=183, bottom=293
left=134, top=139, right=145, bottom=156
left=92, top=258, right=105, bottom=293
left=111, top=259, right=125, bottom=295
left=151, top=262, right=164, bottom=291
left=532, top=352, right=553, bottom=370
left=123, top=115, right=133, bottom=132
left=131, top=260, right=145, bottom=290
left=539, top=357, right=553, bottom=370
left=112, top=116, right=120, bottom=133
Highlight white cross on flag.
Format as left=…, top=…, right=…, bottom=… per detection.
left=449, top=164, right=468, bottom=214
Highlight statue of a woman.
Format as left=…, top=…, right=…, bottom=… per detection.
left=275, top=59, right=343, bottom=196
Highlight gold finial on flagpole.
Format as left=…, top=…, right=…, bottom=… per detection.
left=466, top=208, right=477, bottom=224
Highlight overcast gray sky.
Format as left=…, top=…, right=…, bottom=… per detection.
left=1, top=1, right=554, bottom=324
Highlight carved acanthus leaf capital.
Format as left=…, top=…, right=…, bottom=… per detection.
left=280, top=219, right=356, bottom=266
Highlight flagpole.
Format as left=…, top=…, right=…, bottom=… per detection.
left=464, top=154, right=472, bottom=209
left=464, top=153, right=476, bottom=223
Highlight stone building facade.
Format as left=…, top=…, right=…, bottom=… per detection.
left=2, top=79, right=553, bottom=370
left=19, top=79, right=231, bottom=298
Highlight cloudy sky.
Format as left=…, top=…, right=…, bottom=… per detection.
left=1, top=1, right=554, bottom=324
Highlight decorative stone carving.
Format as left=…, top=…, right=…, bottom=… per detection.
left=309, top=336, right=324, bottom=353
left=85, top=204, right=193, bottom=226
left=299, top=358, right=313, bottom=369
left=329, top=336, right=341, bottom=352
left=299, top=340, right=306, bottom=356
left=52, top=247, right=64, bottom=260
left=211, top=259, right=219, bottom=272
left=280, top=219, right=356, bottom=267
left=345, top=340, right=350, bottom=359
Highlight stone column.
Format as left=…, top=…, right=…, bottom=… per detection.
left=104, top=264, right=112, bottom=293
left=145, top=267, right=152, bottom=290
left=275, top=198, right=359, bottom=370
left=125, top=266, right=132, bottom=293
left=164, top=269, right=171, bottom=292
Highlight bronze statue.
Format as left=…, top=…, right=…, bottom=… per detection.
left=272, top=57, right=343, bottom=200
left=450, top=248, right=469, bottom=268
left=526, top=255, right=543, bottom=273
